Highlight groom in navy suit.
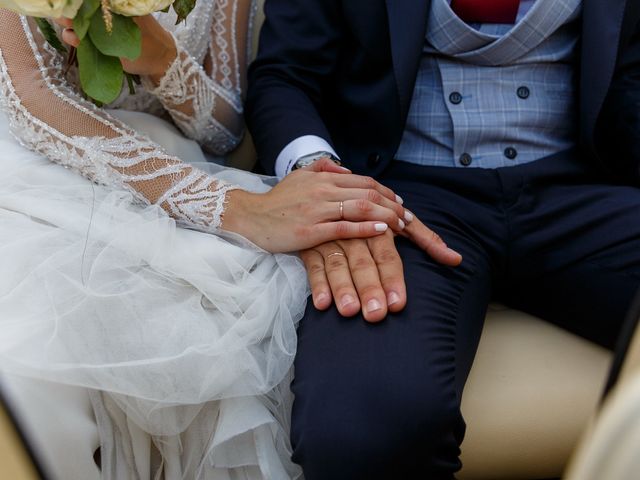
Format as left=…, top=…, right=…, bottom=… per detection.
left=247, top=0, right=640, bottom=478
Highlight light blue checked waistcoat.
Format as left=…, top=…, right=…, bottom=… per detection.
left=395, top=0, right=583, bottom=168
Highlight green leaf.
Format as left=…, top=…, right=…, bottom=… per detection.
left=89, top=12, right=141, bottom=61
left=173, top=0, right=197, bottom=24
left=77, top=36, right=124, bottom=104
left=72, top=0, right=100, bottom=40
left=34, top=18, right=67, bottom=54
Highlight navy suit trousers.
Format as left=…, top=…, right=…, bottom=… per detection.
left=290, top=150, right=640, bottom=479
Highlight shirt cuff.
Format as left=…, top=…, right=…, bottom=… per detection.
left=274, top=135, right=340, bottom=178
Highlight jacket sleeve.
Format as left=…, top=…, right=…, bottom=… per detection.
left=596, top=15, right=640, bottom=182
left=245, top=0, right=343, bottom=174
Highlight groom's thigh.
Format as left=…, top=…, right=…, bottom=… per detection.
left=506, top=178, right=640, bottom=350
left=290, top=227, right=492, bottom=480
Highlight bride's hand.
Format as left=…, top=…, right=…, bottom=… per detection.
left=54, top=16, right=176, bottom=83
left=221, top=159, right=412, bottom=253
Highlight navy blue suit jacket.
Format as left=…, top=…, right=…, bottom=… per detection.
left=246, top=0, right=640, bottom=180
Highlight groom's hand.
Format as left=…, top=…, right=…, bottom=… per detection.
left=300, top=231, right=405, bottom=322
left=300, top=215, right=462, bottom=322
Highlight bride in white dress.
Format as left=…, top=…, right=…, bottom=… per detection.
left=0, top=2, right=409, bottom=479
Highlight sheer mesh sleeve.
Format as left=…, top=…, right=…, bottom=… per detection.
left=142, top=0, right=256, bottom=154
left=0, top=11, right=238, bottom=232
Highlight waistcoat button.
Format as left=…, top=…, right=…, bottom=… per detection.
left=449, top=92, right=463, bottom=104
left=517, top=86, right=530, bottom=99
left=504, top=147, right=518, bottom=160
left=459, top=153, right=472, bottom=166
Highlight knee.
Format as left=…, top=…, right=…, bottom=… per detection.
left=291, top=378, right=463, bottom=479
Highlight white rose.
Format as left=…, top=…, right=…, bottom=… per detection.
left=108, top=0, right=174, bottom=17
left=0, top=0, right=83, bottom=18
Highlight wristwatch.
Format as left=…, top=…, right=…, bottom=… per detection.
left=292, top=151, right=342, bottom=170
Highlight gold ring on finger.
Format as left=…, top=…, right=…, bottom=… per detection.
left=339, top=201, right=344, bottom=220
left=326, top=252, right=345, bottom=260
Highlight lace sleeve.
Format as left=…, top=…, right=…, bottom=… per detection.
left=142, top=0, right=256, bottom=155
left=0, top=11, right=237, bottom=232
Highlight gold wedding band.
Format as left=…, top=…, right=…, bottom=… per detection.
left=326, top=252, right=345, bottom=260
left=339, top=201, right=344, bottom=220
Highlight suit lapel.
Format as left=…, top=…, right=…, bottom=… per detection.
left=580, top=0, right=628, bottom=145
left=385, top=0, right=431, bottom=119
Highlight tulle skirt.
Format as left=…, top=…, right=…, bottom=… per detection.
left=0, top=110, right=307, bottom=479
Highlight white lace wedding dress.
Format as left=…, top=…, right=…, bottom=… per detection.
left=0, top=2, right=306, bottom=479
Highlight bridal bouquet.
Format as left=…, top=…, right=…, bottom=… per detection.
left=0, top=0, right=196, bottom=103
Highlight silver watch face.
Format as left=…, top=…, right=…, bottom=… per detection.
left=295, top=156, right=318, bottom=168
left=294, top=152, right=339, bottom=170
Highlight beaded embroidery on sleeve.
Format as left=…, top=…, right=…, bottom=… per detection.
left=0, top=12, right=238, bottom=232
left=143, top=47, right=243, bottom=154
left=143, top=0, right=257, bottom=154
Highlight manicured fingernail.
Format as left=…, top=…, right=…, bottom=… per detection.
left=366, top=299, right=382, bottom=313
left=387, top=291, right=401, bottom=306
left=337, top=165, right=351, bottom=172
left=398, top=219, right=405, bottom=229
left=340, top=295, right=356, bottom=309
left=395, top=194, right=404, bottom=204
left=404, top=210, right=414, bottom=222
left=374, top=223, right=388, bottom=232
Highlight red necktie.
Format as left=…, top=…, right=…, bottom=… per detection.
left=450, top=0, right=520, bottom=24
